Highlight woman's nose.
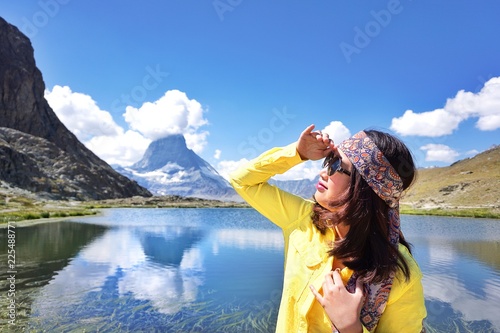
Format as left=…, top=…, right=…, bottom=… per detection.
left=319, top=168, right=329, bottom=179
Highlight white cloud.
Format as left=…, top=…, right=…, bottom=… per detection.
left=390, top=109, right=462, bottom=137
left=124, top=90, right=208, bottom=142
left=85, top=130, right=151, bottom=166
left=445, top=77, right=500, bottom=130
left=213, top=149, right=222, bottom=159
left=322, top=121, right=352, bottom=144
left=46, top=85, right=150, bottom=166
left=420, top=144, right=459, bottom=163
left=216, top=158, right=249, bottom=180
left=391, top=76, right=500, bottom=136
left=476, top=114, right=500, bottom=131
left=184, top=130, right=209, bottom=154
left=45, top=85, right=122, bottom=141
left=46, top=86, right=209, bottom=166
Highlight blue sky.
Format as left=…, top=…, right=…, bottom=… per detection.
left=1, top=0, right=499, bottom=180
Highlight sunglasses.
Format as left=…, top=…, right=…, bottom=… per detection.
left=323, top=153, right=351, bottom=177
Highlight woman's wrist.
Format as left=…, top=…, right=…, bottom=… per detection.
left=333, top=321, right=363, bottom=333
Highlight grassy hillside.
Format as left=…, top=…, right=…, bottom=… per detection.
left=401, top=145, right=500, bottom=217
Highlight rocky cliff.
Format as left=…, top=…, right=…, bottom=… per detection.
left=0, top=17, right=151, bottom=200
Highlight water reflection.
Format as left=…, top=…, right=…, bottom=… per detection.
left=212, top=228, right=283, bottom=253
left=424, top=272, right=500, bottom=331
left=1, top=210, right=499, bottom=332
left=139, top=226, right=205, bottom=266
left=28, top=220, right=284, bottom=325
left=0, top=221, right=107, bottom=326
left=452, top=240, right=500, bottom=271
left=404, top=217, right=500, bottom=332
left=31, top=225, right=207, bottom=319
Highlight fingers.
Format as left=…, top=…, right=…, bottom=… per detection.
left=305, top=124, right=327, bottom=139
left=320, top=133, right=333, bottom=148
left=301, top=124, right=316, bottom=136
left=297, top=124, right=335, bottom=160
left=301, top=125, right=333, bottom=146
left=309, top=284, right=323, bottom=302
left=319, top=271, right=334, bottom=294
left=331, top=268, right=344, bottom=287
left=314, top=131, right=333, bottom=154
left=322, top=270, right=342, bottom=290
left=313, top=129, right=328, bottom=139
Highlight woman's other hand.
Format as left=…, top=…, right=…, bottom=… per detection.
left=310, top=269, right=364, bottom=333
left=296, top=124, right=333, bottom=160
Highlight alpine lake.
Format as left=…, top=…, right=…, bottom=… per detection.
left=1, top=208, right=500, bottom=333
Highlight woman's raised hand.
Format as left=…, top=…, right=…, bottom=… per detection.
left=296, top=124, right=334, bottom=161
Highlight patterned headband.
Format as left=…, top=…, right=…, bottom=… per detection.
left=338, top=131, right=403, bottom=208
left=339, top=131, right=405, bottom=331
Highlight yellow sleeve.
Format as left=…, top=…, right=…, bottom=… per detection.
left=229, top=142, right=313, bottom=231
left=374, top=251, right=427, bottom=332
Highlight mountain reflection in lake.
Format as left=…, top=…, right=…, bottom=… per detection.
left=1, top=209, right=499, bottom=332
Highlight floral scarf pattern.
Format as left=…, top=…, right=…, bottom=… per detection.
left=338, top=131, right=403, bottom=332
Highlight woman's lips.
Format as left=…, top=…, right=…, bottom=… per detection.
left=316, top=181, right=327, bottom=192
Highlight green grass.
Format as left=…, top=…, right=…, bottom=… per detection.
left=0, top=210, right=97, bottom=224
left=400, top=206, right=500, bottom=219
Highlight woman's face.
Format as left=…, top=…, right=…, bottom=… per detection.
left=314, top=147, right=353, bottom=210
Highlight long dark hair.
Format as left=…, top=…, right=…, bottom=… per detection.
left=311, top=130, right=416, bottom=284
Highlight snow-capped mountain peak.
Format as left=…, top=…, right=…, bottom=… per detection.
left=115, top=134, right=240, bottom=201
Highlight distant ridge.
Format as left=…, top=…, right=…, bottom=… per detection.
left=269, top=178, right=317, bottom=200
left=403, top=145, right=500, bottom=209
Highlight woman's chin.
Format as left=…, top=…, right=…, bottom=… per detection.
left=313, top=192, right=326, bottom=206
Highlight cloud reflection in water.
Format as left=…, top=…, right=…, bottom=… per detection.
left=30, top=224, right=284, bottom=318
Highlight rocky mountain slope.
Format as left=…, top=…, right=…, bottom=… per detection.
left=115, top=134, right=240, bottom=201
left=403, top=145, right=500, bottom=209
left=0, top=17, right=151, bottom=200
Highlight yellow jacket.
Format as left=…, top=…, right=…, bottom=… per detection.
left=229, top=143, right=427, bottom=333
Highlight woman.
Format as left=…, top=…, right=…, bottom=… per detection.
left=229, top=124, right=426, bottom=333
